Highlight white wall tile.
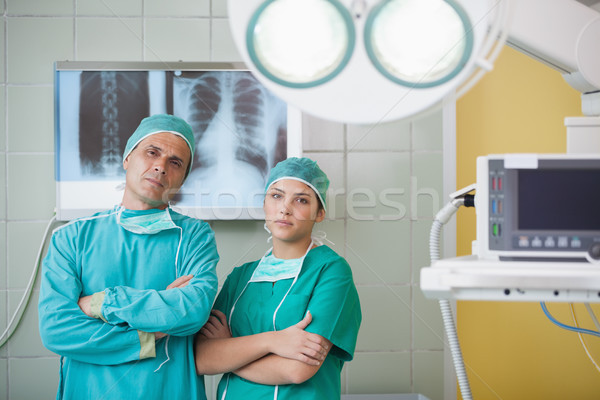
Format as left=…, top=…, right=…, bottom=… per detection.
left=7, top=86, right=54, bottom=152
left=7, top=0, right=72, bottom=15
left=347, top=352, right=411, bottom=394
left=77, top=0, right=142, bottom=16
left=210, top=219, right=267, bottom=283
left=212, top=0, right=229, bottom=17
left=9, top=357, right=60, bottom=399
left=7, top=222, right=48, bottom=289
left=0, top=156, right=5, bottom=219
left=347, top=152, right=410, bottom=220
left=0, top=21, right=5, bottom=83
left=412, top=219, right=436, bottom=283
left=7, top=18, right=73, bottom=84
left=0, top=358, right=7, bottom=400
left=0, top=290, right=6, bottom=358
left=355, top=286, right=411, bottom=351
left=302, top=114, right=344, bottom=151
left=144, top=18, right=210, bottom=62
left=0, top=223, right=6, bottom=289
left=347, top=120, right=410, bottom=151
left=8, top=291, right=54, bottom=357
left=145, top=0, right=210, bottom=17
left=413, top=289, right=444, bottom=350
left=316, top=219, right=345, bottom=254
left=76, top=18, right=143, bottom=61
left=413, top=351, right=444, bottom=400
left=347, top=220, right=411, bottom=285
left=7, top=154, right=55, bottom=220
left=413, top=111, right=443, bottom=151
left=412, top=152, right=443, bottom=219
left=0, top=87, right=5, bottom=151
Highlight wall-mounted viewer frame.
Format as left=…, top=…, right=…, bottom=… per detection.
left=54, top=61, right=302, bottom=221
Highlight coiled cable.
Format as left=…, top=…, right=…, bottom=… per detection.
left=430, top=195, right=475, bottom=400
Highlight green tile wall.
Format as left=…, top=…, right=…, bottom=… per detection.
left=0, top=3, right=448, bottom=400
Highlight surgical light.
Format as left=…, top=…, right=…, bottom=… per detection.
left=365, top=0, right=473, bottom=87
left=246, top=0, right=354, bottom=87
left=228, top=0, right=508, bottom=123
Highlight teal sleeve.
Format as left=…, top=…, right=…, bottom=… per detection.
left=100, top=225, right=219, bottom=336
left=304, top=258, right=362, bottom=361
left=38, top=228, right=148, bottom=365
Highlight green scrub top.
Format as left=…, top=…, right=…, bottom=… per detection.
left=214, top=245, right=361, bottom=399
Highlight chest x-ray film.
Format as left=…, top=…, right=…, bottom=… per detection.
left=55, top=62, right=301, bottom=221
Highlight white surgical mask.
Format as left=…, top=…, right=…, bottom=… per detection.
left=117, top=207, right=177, bottom=235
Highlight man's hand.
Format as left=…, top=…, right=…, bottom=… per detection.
left=199, top=310, right=231, bottom=339
left=77, top=295, right=93, bottom=317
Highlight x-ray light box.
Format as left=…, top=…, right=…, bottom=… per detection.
left=54, top=61, right=301, bottom=221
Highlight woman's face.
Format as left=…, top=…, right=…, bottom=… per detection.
left=264, top=179, right=325, bottom=244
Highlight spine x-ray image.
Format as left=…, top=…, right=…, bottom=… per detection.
left=78, top=71, right=149, bottom=177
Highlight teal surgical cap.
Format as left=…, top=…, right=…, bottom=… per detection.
left=266, top=157, right=330, bottom=211
left=123, top=114, right=195, bottom=174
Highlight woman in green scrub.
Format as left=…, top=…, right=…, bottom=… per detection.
left=195, top=157, right=361, bottom=399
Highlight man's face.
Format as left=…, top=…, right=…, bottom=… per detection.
left=121, top=132, right=191, bottom=210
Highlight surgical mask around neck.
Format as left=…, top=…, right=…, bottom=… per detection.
left=117, top=207, right=177, bottom=235
left=250, top=254, right=304, bottom=282
left=249, top=241, right=314, bottom=283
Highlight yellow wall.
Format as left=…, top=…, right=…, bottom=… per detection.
left=456, top=46, right=600, bottom=399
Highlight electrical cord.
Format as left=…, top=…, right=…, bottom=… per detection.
left=539, top=302, right=600, bottom=338
left=584, top=303, right=600, bottom=332
left=430, top=191, right=476, bottom=400
left=541, top=302, right=600, bottom=375
left=569, top=304, right=600, bottom=374
left=0, top=214, right=57, bottom=348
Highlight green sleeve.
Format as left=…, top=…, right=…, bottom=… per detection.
left=304, top=257, right=362, bottom=361
left=213, top=265, right=244, bottom=316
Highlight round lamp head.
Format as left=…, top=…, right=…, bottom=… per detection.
left=365, top=0, right=473, bottom=87
left=247, top=0, right=355, bottom=88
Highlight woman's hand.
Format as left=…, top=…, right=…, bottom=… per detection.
left=199, top=310, right=232, bottom=339
left=269, top=311, right=329, bottom=366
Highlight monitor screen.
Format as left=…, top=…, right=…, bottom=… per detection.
left=518, top=169, right=600, bottom=231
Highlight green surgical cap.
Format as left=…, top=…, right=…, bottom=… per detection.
left=123, top=114, right=195, bottom=174
left=266, top=157, right=330, bottom=211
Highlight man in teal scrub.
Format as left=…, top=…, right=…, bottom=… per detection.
left=39, top=114, right=219, bottom=400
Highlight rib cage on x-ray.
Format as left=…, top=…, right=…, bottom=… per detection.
left=173, top=71, right=287, bottom=206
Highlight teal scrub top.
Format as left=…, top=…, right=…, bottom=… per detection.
left=214, top=245, right=361, bottom=399
left=38, top=207, right=219, bottom=400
